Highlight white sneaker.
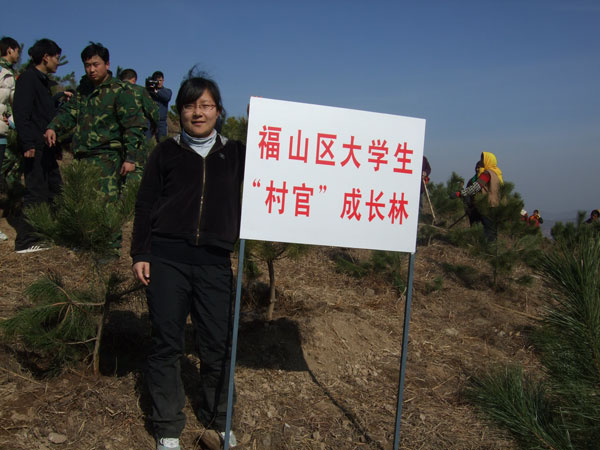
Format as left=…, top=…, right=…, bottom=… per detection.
left=157, top=437, right=180, bottom=450
left=15, top=244, right=51, bottom=254
left=0, top=230, right=7, bottom=241
left=219, top=431, right=237, bottom=447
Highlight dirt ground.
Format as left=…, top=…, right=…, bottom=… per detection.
left=0, top=215, right=548, bottom=449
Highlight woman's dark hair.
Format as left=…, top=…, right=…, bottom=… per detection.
left=175, top=76, right=224, bottom=116
left=81, top=42, right=109, bottom=63
left=28, top=39, right=61, bottom=65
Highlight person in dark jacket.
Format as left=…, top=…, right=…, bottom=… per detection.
left=421, top=156, right=431, bottom=186
left=585, top=209, right=599, bottom=224
left=419, top=156, right=432, bottom=214
left=147, top=70, right=172, bottom=141
left=12, top=39, right=70, bottom=253
left=131, top=75, right=244, bottom=450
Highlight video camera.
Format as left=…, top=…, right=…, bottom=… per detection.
left=145, top=77, right=159, bottom=90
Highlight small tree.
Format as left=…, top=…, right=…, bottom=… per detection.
left=0, top=161, right=141, bottom=375
left=333, top=249, right=408, bottom=296
left=245, top=241, right=307, bottom=321
left=0, top=129, right=24, bottom=199
left=446, top=181, right=541, bottom=289
left=550, top=211, right=593, bottom=246
left=167, top=104, right=179, bottom=127
left=466, top=231, right=600, bottom=448
left=221, top=116, right=248, bottom=144
left=424, top=172, right=465, bottom=226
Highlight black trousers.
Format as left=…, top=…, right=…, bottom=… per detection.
left=14, top=147, right=62, bottom=249
left=468, top=208, right=497, bottom=242
left=145, top=256, right=235, bottom=438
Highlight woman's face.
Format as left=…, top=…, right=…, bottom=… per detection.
left=180, top=90, right=220, bottom=138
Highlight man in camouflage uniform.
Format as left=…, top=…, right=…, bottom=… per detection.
left=119, top=68, right=159, bottom=134
left=118, top=68, right=158, bottom=181
left=45, top=42, right=146, bottom=198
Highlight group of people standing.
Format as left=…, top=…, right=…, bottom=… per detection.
left=520, top=209, right=544, bottom=228
left=0, top=37, right=172, bottom=252
left=2, top=36, right=239, bottom=450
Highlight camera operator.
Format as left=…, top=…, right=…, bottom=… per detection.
left=146, top=71, right=171, bottom=141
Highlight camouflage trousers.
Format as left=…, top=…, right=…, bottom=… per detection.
left=125, top=136, right=156, bottom=185
left=77, top=152, right=124, bottom=200
left=77, top=152, right=125, bottom=250
left=125, top=164, right=144, bottom=185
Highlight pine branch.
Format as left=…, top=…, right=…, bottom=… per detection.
left=466, top=366, right=573, bottom=450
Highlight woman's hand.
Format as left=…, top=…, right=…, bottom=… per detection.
left=132, top=261, right=151, bottom=286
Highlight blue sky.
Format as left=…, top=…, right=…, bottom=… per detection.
left=4, top=0, right=599, bottom=218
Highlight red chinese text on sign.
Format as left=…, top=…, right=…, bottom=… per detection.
left=289, top=129, right=309, bottom=163
left=366, top=190, right=386, bottom=222
left=259, top=126, right=282, bottom=160
left=368, top=139, right=389, bottom=172
left=293, top=183, right=314, bottom=217
left=241, top=97, right=426, bottom=254
left=265, top=180, right=288, bottom=214
left=388, top=192, right=409, bottom=224
left=393, top=142, right=413, bottom=174
left=316, top=133, right=336, bottom=166
left=340, top=135, right=361, bottom=169
left=340, top=188, right=362, bottom=221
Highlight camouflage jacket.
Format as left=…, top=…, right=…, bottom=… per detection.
left=129, top=83, right=159, bottom=131
left=48, top=75, right=147, bottom=162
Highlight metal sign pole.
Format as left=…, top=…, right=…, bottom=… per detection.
left=224, top=239, right=245, bottom=450
left=392, top=251, right=416, bottom=450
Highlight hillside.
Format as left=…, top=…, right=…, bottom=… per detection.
left=0, top=217, right=549, bottom=449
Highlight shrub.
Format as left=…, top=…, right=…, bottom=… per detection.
left=1, top=161, right=141, bottom=375
left=466, top=233, right=600, bottom=448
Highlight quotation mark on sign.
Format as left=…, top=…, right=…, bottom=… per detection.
left=253, top=179, right=261, bottom=187
left=319, top=185, right=327, bottom=193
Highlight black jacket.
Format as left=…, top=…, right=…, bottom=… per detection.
left=149, top=87, right=172, bottom=121
left=130, top=134, right=246, bottom=264
left=13, top=66, right=62, bottom=152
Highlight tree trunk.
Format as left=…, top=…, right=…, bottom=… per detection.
left=92, top=294, right=111, bottom=376
left=266, top=260, right=276, bottom=321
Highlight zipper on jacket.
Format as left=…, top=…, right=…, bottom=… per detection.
left=196, top=161, right=207, bottom=245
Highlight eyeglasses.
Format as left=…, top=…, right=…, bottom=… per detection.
left=183, top=104, right=217, bottom=112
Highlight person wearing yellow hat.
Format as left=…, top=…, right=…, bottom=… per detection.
left=451, top=151, right=503, bottom=241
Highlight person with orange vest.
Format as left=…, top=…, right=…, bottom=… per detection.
left=528, top=209, right=544, bottom=228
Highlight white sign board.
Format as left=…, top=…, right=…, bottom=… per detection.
left=240, top=97, right=426, bottom=253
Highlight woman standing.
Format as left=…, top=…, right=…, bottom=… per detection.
left=131, top=75, right=244, bottom=450
left=452, top=151, right=503, bottom=242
